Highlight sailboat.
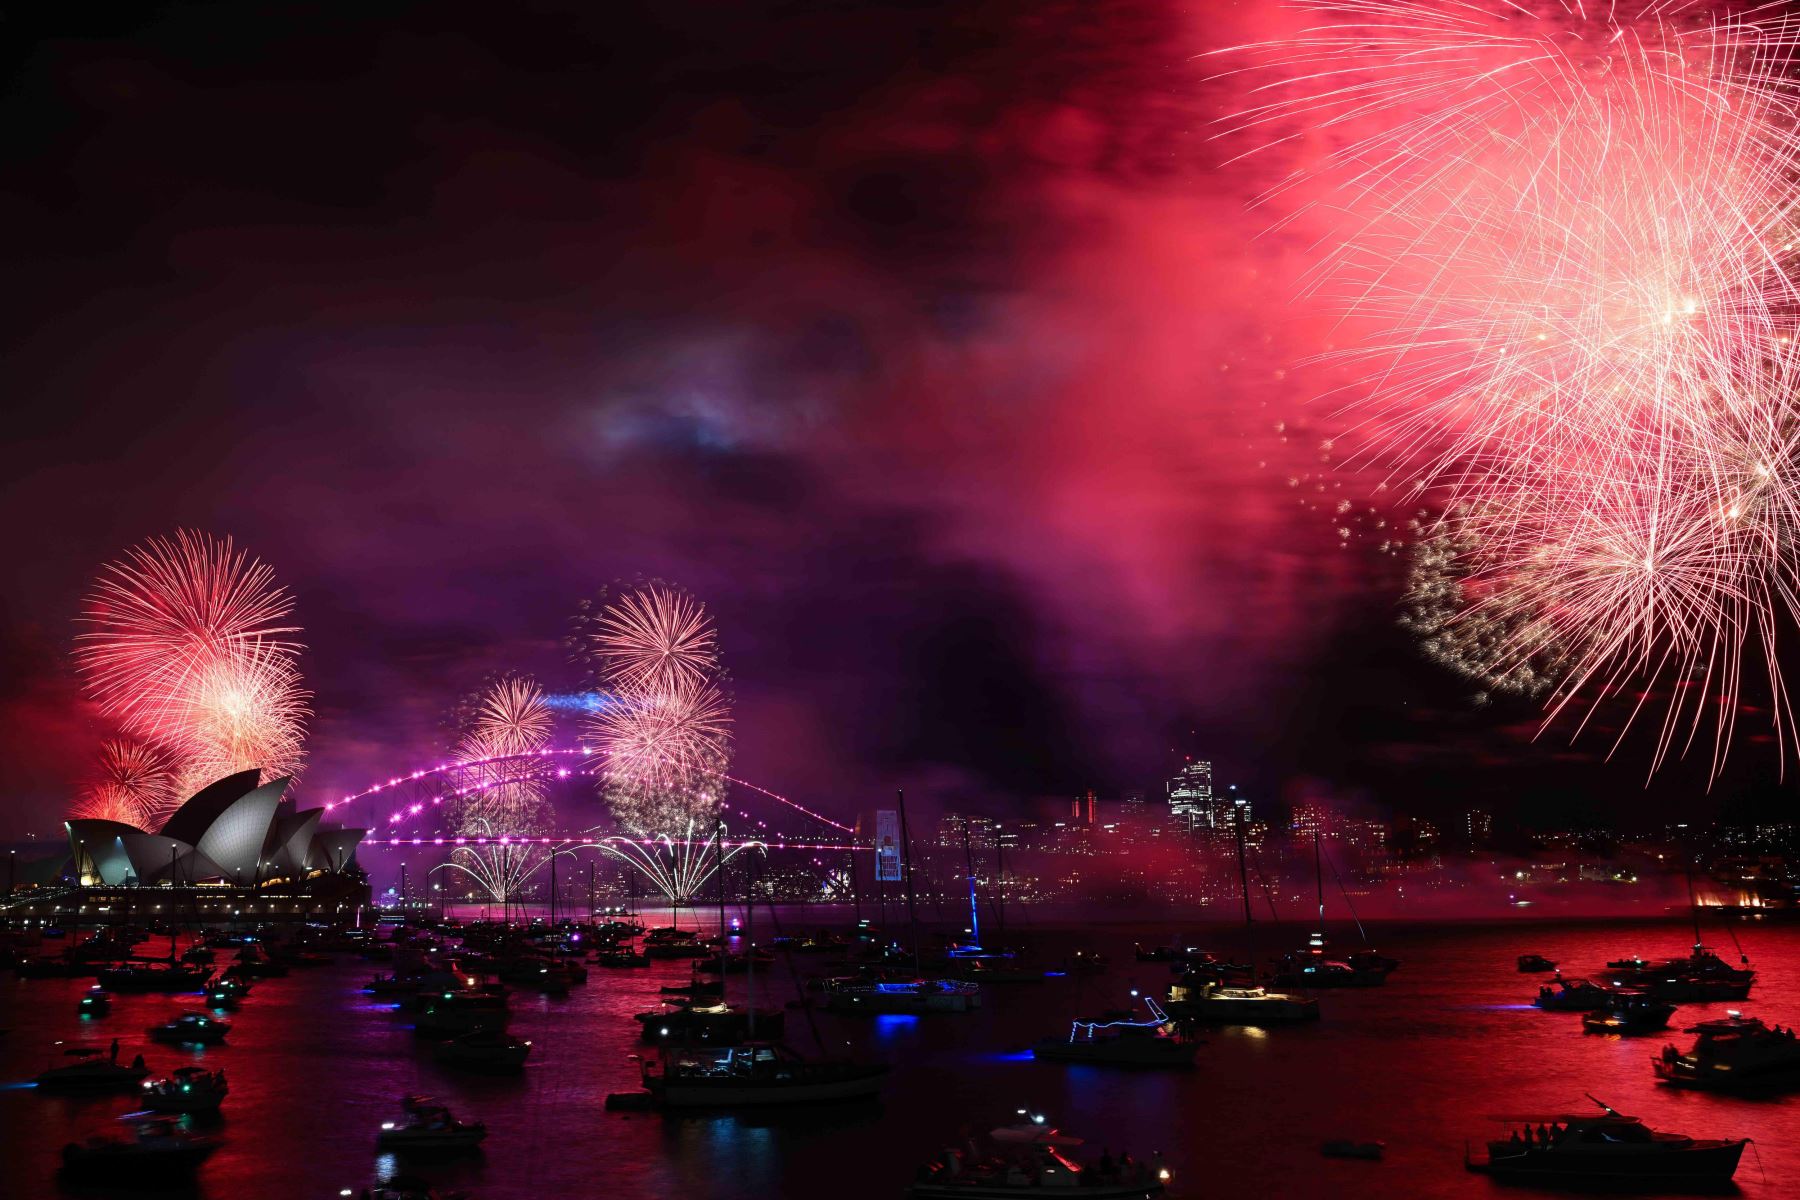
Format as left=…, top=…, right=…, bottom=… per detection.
left=1165, top=805, right=1318, bottom=1024
left=1271, top=828, right=1396, bottom=988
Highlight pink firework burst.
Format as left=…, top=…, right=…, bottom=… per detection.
left=1221, top=1, right=1800, bottom=773
left=75, top=739, right=175, bottom=828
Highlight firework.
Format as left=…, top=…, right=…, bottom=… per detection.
left=173, top=641, right=311, bottom=794
left=575, top=584, right=734, bottom=834
left=457, top=673, right=556, bottom=760
left=76, top=530, right=309, bottom=799
left=581, top=583, right=719, bottom=693
left=445, top=674, right=558, bottom=902
left=76, top=530, right=301, bottom=744
left=75, top=739, right=175, bottom=828
left=1222, top=2, right=1800, bottom=769
left=593, top=820, right=761, bottom=906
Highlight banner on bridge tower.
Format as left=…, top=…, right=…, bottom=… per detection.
left=875, top=809, right=902, bottom=883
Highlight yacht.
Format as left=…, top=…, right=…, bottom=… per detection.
left=96, top=961, right=211, bottom=992
left=910, top=1113, right=1169, bottom=1198
left=1165, top=976, right=1319, bottom=1024
left=61, top=1117, right=216, bottom=1181
left=632, top=1042, right=889, bottom=1107
left=147, top=1012, right=230, bottom=1045
left=635, top=1001, right=786, bottom=1045
left=414, top=989, right=510, bottom=1038
left=376, top=1096, right=487, bottom=1154
left=1581, top=991, right=1675, bottom=1035
left=1517, top=954, right=1557, bottom=973
left=642, top=928, right=710, bottom=960
left=434, top=1029, right=532, bottom=1073
left=363, top=972, right=428, bottom=996
left=1654, top=1013, right=1800, bottom=1090
left=1533, top=978, right=1612, bottom=1012
left=35, top=1047, right=152, bottom=1092
left=820, top=978, right=982, bottom=1014
left=594, top=947, right=650, bottom=968
left=1272, top=951, right=1388, bottom=988
left=78, top=987, right=113, bottom=1017
left=138, top=1066, right=229, bottom=1114
left=1033, top=997, right=1197, bottom=1067
left=1466, top=1097, right=1746, bottom=1186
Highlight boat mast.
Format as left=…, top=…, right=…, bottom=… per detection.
left=1314, top=827, right=1325, bottom=937
left=896, top=789, right=922, bottom=974
left=717, top=818, right=730, bottom=980
left=963, top=818, right=981, bottom=949
left=994, top=822, right=1007, bottom=939
left=746, top=852, right=756, bottom=1040
left=1235, top=801, right=1254, bottom=977
left=1684, top=859, right=1702, bottom=953
left=549, top=846, right=557, bottom=927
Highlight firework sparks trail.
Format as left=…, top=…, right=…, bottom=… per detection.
left=447, top=674, right=558, bottom=901
left=75, top=739, right=176, bottom=828
left=76, top=530, right=310, bottom=798
left=574, top=584, right=734, bottom=833
left=589, top=820, right=763, bottom=906
left=1217, top=1, right=1800, bottom=773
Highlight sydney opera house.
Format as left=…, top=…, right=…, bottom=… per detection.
left=58, top=769, right=367, bottom=891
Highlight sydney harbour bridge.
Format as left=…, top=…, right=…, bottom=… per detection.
left=331, top=748, right=869, bottom=908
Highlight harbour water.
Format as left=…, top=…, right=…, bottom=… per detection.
left=3, top=915, right=1798, bottom=1198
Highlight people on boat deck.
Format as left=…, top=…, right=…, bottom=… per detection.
left=130, top=1053, right=145, bottom=1071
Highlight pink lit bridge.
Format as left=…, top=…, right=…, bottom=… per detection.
left=326, top=748, right=869, bottom=854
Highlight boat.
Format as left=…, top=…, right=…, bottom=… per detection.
left=1165, top=977, right=1319, bottom=1024
left=147, top=1012, right=230, bottom=1045
left=95, top=961, right=211, bottom=992
left=694, top=951, right=776, bottom=975
left=642, top=929, right=711, bottom=960
left=376, top=1096, right=487, bottom=1154
left=595, top=947, right=650, bottom=968
left=1606, top=956, right=1654, bottom=972
left=138, top=1066, right=229, bottom=1113
left=1271, top=830, right=1397, bottom=988
left=660, top=977, right=725, bottom=998
left=1272, top=951, right=1389, bottom=988
left=35, top=1047, right=152, bottom=1092
left=1581, top=991, right=1675, bottom=1035
left=820, top=978, right=982, bottom=1014
left=1517, top=954, right=1558, bottom=973
left=78, top=987, right=113, bottom=1017
left=635, top=1002, right=786, bottom=1045
left=1534, top=978, right=1612, bottom=1012
left=61, top=1117, right=217, bottom=1181
left=1654, top=1013, right=1800, bottom=1090
left=628, top=1042, right=890, bottom=1107
left=348, top=1175, right=472, bottom=1200
left=180, top=945, right=215, bottom=966
left=434, top=1029, right=532, bottom=1072
left=415, top=989, right=510, bottom=1038
left=1466, top=1096, right=1747, bottom=1187
left=364, top=973, right=426, bottom=996
left=16, top=956, right=94, bottom=979
left=910, top=1113, right=1169, bottom=1198
left=229, top=945, right=288, bottom=977
left=1032, top=998, right=1197, bottom=1068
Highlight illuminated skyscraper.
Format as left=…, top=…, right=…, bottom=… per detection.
left=1166, top=760, right=1213, bottom=833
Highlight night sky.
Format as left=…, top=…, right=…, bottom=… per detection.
left=2, top=1, right=1788, bottom=838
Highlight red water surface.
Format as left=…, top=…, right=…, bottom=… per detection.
left=3, top=916, right=1797, bottom=1199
